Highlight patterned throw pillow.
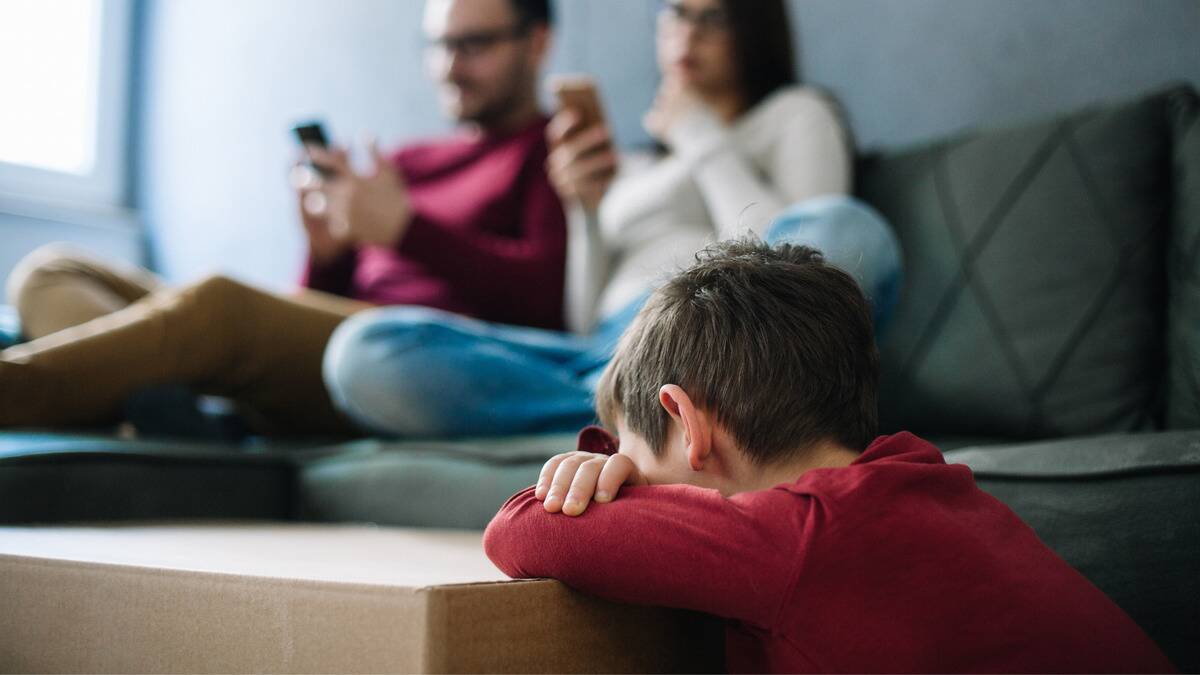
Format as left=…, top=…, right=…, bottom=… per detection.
left=858, top=86, right=1191, bottom=439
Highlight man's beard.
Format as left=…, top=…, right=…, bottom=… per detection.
left=454, top=67, right=532, bottom=130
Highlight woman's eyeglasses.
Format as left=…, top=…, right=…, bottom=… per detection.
left=658, top=1, right=731, bottom=36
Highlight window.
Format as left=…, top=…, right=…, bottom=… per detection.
left=0, top=0, right=133, bottom=210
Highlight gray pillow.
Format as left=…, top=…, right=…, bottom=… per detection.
left=858, top=86, right=1186, bottom=439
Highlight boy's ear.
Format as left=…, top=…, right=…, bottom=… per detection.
left=659, top=384, right=712, bottom=471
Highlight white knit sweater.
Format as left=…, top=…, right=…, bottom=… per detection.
left=565, top=85, right=852, bottom=334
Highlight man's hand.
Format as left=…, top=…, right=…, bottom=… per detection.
left=546, top=109, right=617, bottom=213
left=536, top=450, right=646, bottom=517
left=291, top=159, right=351, bottom=265
left=306, top=141, right=413, bottom=248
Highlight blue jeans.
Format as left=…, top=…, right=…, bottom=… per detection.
left=323, top=195, right=902, bottom=437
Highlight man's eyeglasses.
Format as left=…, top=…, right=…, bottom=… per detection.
left=658, top=1, right=731, bottom=36
left=427, top=25, right=530, bottom=59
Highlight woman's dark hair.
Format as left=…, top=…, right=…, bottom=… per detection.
left=721, top=0, right=799, bottom=109
left=509, top=0, right=553, bottom=28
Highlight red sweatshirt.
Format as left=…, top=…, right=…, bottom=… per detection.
left=302, top=116, right=567, bottom=330
left=484, top=431, right=1176, bottom=673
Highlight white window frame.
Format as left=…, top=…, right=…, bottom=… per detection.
left=0, top=0, right=134, bottom=213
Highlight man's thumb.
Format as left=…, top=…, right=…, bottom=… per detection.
left=367, top=136, right=391, bottom=174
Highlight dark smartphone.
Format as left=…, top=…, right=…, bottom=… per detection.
left=292, top=121, right=335, bottom=177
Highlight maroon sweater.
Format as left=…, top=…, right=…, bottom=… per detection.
left=303, top=116, right=567, bottom=330
left=485, top=431, right=1175, bottom=673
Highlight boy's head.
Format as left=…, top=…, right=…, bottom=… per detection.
left=595, top=239, right=879, bottom=489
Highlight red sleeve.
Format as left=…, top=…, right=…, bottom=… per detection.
left=300, top=249, right=357, bottom=297
left=483, top=483, right=805, bottom=627
left=395, top=163, right=566, bottom=325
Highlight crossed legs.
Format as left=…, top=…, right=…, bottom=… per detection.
left=2, top=246, right=367, bottom=436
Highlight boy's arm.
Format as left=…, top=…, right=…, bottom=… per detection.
left=483, top=482, right=806, bottom=628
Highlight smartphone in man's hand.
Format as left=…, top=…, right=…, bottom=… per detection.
left=292, top=121, right=336, bottom=177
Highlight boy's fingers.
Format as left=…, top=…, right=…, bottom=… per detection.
left=595, top=454, right=635, bottom=502
left=543, top=454, right=588, bottom=513
left=562, top=458, right=606, bottom=517
left=536, top=453, right=571, bottom=500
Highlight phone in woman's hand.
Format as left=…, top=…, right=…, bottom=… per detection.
left=549, top=75, right=607, bottom=135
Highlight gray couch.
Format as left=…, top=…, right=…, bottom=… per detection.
left=2, top=84, right=1197, bottom=671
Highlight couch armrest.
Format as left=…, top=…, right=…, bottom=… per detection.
left=946, top=431, right=1200, bottom=672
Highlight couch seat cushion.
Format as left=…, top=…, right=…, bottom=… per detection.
left=0, top=432, right=297, bottom=523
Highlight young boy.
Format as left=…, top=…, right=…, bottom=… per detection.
left=483, top=240, right=1175, bottom=673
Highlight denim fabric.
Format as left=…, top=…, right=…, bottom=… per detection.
left=323, top=195, right=903, bottom=437
left=324, top=306, right=605, bottom=437
left=0, top=305, right=21, bottom=349
left=769, top=195, right=903, bottom=333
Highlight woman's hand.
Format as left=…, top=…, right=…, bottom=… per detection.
left=536, top=450, right=647, bottom=516
left=546, top=109, right=618, bottom=213
left=642, top=77, right=718, bottom=149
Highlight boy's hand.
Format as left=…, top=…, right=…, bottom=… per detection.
left=536, top=451, right=646, bottom=517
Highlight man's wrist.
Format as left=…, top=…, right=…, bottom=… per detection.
left=309, top=245, right=353, bottom=267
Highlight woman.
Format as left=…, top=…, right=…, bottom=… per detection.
left=324, top=0, right=901, bottom=437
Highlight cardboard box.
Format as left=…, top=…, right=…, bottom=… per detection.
left=0, top=524, right=723, bottom=673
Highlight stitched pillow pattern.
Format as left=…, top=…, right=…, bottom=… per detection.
left=858, top=86, right=1185, bottom=439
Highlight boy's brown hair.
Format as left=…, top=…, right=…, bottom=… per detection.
left=596, top=239, right=879, bottom=464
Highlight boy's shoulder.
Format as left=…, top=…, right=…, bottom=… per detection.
left=853, top=432, right=947, bottom=467
left=807, top=432, right=948, bottom=478
left=771, top=432, right=964, bottom=501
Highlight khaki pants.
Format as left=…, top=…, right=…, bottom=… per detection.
left=2, top=245, right=370, bottom=436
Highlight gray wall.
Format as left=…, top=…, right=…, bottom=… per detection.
left=795, top=0, right=1200, bottom=149
left=137, top=0, right=1200, bottom=289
